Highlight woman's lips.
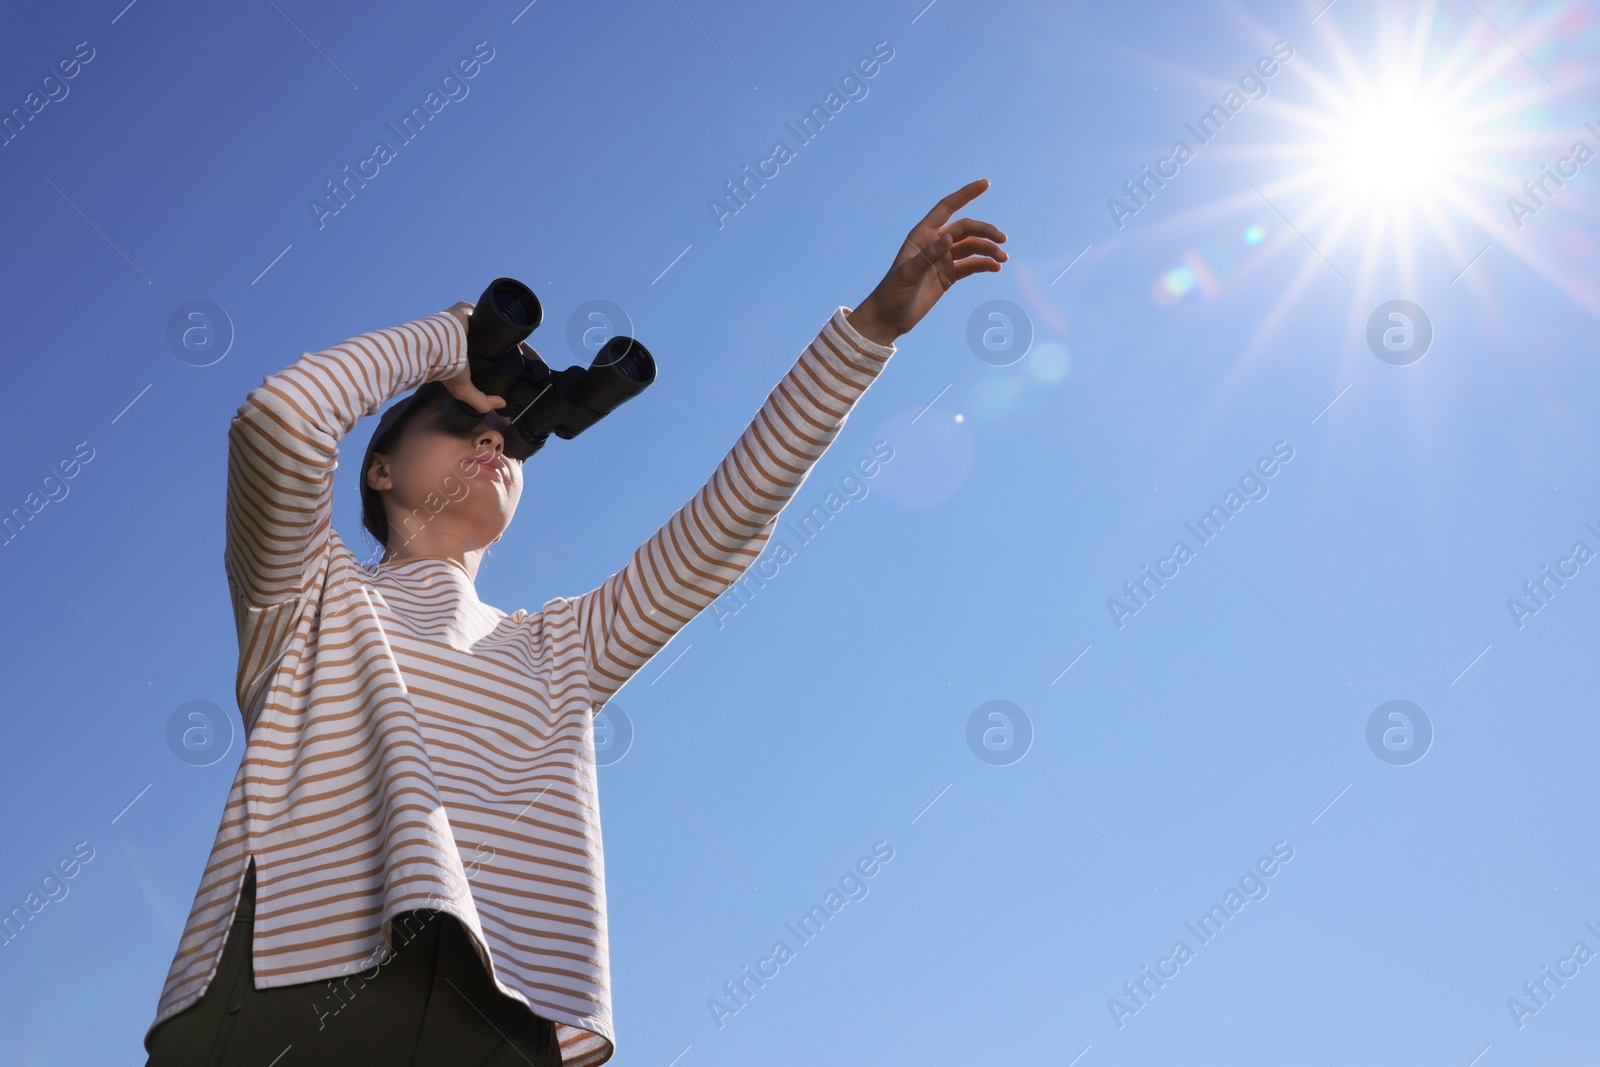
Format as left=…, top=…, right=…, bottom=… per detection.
left=469, top=454, right=504, bottom=473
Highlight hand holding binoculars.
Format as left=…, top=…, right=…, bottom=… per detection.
left=439, top=277, right=657, bottom=461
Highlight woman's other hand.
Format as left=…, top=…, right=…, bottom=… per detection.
left=440, top=300, right=507, bottom=414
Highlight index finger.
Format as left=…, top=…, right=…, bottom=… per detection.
left=917, top=178, right=991, bottom=232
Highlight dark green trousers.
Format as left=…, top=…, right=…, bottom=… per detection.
left=144, top=864, right=563, bottom=1066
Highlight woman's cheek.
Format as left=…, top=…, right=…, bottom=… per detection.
left=440, top=470, right=470, bottom=503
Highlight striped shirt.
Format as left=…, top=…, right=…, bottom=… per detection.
left=144, top=303, right=896, bottom=1064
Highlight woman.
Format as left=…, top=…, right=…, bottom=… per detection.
left=142, top=179, right=1006, bottom=1066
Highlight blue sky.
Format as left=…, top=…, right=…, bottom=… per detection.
left=3, top=0, right=1600, bottom=1063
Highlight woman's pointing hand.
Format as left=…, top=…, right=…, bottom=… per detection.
left=846, top=178, right=1008, bottom=347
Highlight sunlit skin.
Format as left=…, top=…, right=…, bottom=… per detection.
left=364, top=387, right=524, bottom=581
left=366, top=177, right=1008, bottom=583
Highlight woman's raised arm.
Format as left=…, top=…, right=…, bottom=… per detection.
left=221, top=308, right=477, bottom=720
left=568, top=308, right=896, bottom=710
left=223, top=309, right=471, bottom=604
left=569, top=178, right=1006, bottom=712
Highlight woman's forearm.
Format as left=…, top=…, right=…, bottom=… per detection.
left=224, top=309, right=468, bottom=606
left=569, top=306, right=897, bottom=709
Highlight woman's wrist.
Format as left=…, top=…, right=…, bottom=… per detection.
left=845, top=300, right=899, bottom=348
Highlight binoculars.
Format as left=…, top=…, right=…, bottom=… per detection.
left=438, top=277, right=657, bottom=461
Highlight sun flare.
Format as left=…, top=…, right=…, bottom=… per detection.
left=1201, top=2, right=1595, bottom=343
left=1329, top=85, right=1456, bottom=204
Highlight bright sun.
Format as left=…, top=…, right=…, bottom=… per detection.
left=1330, top=85, right=1456, bottom=203
left=1118, top=4, right=1595, bottom=352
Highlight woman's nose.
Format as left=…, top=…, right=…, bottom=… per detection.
left=475, top=424, right=504, bottom=453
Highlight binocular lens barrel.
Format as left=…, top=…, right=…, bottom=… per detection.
left=492, top=281, right=539, bottom=328
left=576, top=337, right=656, bottom=413
left=468, top=278, right=543, bottom=366
left=447, top=277, right=657, bottom=460
left=594, top=336, right=655, bottom=380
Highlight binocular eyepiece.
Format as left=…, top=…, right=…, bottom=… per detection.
left=439, top=277, right=657, bottom=461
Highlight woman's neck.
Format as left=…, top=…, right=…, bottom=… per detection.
left=379, top=544, right=487, bottom=582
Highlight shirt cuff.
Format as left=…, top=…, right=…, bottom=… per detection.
left=833, top=306, right=897, bottom=361
left=431, top=307, right=471, bottom=380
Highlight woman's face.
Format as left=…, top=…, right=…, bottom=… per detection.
left=365, top=394, right=524, bottom=552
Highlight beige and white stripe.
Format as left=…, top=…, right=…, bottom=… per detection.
left=144, top=303, right=895, bottom=1065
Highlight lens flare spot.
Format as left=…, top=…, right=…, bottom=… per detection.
left=1028, top=340, right=1072, bottom=383
left=968, top=373, right=1025, bottom=420
left=870, top=407, right=977, bottom=508
left=1163, top=267, right=1196, bottom=296
left=1243, top=224, right=1266, bottom=245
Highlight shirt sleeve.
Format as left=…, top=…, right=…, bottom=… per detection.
left=569, top=306, right=896, bottom=711
left=223, top=308, right=469, bottom=707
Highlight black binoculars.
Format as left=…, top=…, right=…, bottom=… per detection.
left=439, top=277, right=657, bottom=461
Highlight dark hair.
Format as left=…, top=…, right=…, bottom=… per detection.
left=359, top=381, right=451, bottom=552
